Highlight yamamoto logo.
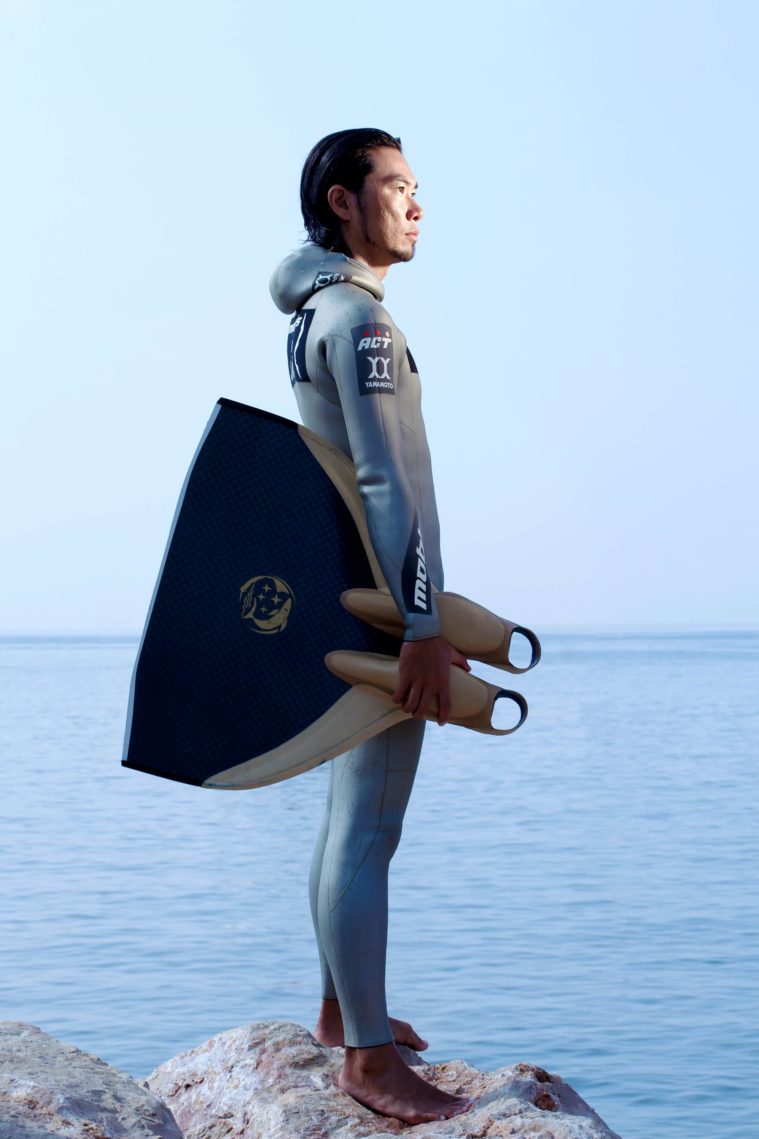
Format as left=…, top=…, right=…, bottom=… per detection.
left=351, top=321, right=395, bottom=396
left=240, top=575, right=294, bottom=634
left=367, top=356, right=391, bottom=380
left=412, top=528, right=428, bottom=609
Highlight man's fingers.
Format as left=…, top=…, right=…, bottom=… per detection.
left=393, top=665, right=415, bottom=705
left=392, top=678, right=408, bottom=705
left=393, top=638, right=462, bottom=721
left=400, top=679, right=451, bottom=724
left=413, top=685, right=434, bottom=720
left=403, top=683, right=423, bottom=715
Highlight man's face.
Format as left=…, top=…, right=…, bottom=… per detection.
left=354, top=147, right=423, bottom=266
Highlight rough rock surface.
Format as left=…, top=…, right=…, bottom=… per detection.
left=147, top=1020, right=623, bottom=1139
left=0, top=1021, right=182, bottom=1139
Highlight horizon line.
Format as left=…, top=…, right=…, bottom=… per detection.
left=1, top=624, right=758, bottom=640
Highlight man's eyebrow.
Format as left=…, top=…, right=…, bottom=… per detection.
left=381, top=174, right=418, bottom=190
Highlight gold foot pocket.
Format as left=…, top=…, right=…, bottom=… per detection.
left=325, top=650, right=527, bottom=735
left=340, top=588, right=541, bottom=675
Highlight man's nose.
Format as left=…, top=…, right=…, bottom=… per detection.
left=407, top=197, right=423, bottom=220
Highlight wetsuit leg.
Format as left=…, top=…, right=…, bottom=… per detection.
left=309, top=770, right=338, bottom=1001
left=308, top=717, right=425, bottom=1047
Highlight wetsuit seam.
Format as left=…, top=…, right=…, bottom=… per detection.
left=325, top=750, right=359, bottom=1036
left=329, top=736, right=390, bottom=913
left=316, top=768, right=337, bottom=1000
left=335, top=734, right=393, bottom=1049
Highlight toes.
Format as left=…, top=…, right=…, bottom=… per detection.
left=451, top=1097, right=477, bottom=1117
left=390, top=1018, right=428, bottom=1051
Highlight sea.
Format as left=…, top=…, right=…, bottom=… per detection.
left=0, top=631, right=757, bottom=1139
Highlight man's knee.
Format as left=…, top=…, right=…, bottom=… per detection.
left=377, top=816, right=405, bottom=861
left=335, top=814, right=405, bottom=865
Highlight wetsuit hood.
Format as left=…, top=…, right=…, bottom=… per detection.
left=269, top=244, right=385, bottom=314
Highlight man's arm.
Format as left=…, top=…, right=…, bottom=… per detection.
left=324, top=316, right=468, bottom=723
left=325, top=325, right=441, bottom=642
left=403, top=349, right=444, bottom=594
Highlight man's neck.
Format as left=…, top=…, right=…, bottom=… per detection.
left=345, top=250, right=390, bottom=282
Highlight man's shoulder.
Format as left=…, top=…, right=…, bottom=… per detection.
left=310, top=283, right=400, bottom=342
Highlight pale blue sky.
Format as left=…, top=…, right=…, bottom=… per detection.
left=1, top=0, right=757, bottom=633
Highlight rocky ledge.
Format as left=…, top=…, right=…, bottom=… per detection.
left=1, top=1020, right=622, bottom=1139
left=0, top=1021, right=181, bottom=1139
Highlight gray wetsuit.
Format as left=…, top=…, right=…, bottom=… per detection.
left=270, top=244, right=444, bottom=1046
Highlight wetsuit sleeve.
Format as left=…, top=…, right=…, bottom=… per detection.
left=406, top=356, right=444, bottom=595
left=416, top=431, right=443, bottom=592
left=324, top=329, right=441, bottom=642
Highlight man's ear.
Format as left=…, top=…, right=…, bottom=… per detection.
left=327, top=184, right=353, bottom=222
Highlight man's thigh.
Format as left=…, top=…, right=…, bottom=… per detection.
left=327, top=718, right=426, bottom=841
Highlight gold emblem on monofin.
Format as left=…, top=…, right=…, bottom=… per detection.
left=240, top=575, right=294, bottom=634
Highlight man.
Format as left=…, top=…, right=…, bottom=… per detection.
left=269, top=129, right=474, bottom=1125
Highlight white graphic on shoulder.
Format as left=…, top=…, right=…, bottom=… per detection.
left=352, top=322, right=395, bottom=396
left=290, top=316, right=307, bottom=382
left=413, top=527, right=428, bottom=610
left=357, top=334, right=392, bottom=350
left=287, top=308, right=315, bottom=385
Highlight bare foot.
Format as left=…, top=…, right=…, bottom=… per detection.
left=338, top=1042, right=476, bottom=1125
left=314, top=999, right=428, bottom=1051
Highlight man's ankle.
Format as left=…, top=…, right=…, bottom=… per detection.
left=344, top=1041, right=396, bottom=1072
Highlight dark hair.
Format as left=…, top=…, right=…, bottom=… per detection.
left=300, top=128, right=402, bottom=251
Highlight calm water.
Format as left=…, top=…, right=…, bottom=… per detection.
left=1, top=632, right=757, bottom=1139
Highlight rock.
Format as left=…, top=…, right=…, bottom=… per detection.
left=0, top=1022, right=183, bottom=1139
left=147, top=1020, right=622, bottom=1139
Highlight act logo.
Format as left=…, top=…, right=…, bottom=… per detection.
left=356, top=330, right=393, bottom=351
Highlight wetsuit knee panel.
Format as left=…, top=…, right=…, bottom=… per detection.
left=329, top=814, right=406, bottom=867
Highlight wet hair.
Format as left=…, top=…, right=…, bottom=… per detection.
left=300, top=128, right=402, bottom=251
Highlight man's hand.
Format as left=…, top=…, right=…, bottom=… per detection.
left=392, top=636, right=471, bottom=726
